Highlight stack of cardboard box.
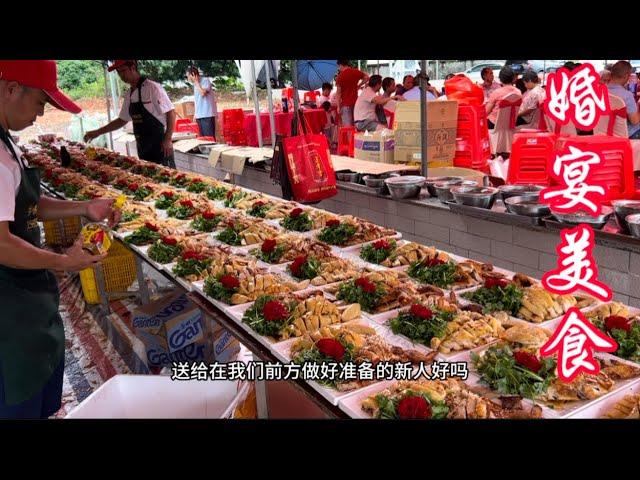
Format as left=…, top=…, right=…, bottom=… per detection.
left=393, top=100, right=458, bottom=168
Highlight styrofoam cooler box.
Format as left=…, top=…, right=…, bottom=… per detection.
left=66, top=375, right=241, bottom=419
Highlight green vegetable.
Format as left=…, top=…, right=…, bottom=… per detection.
left=61, top=184, right=80, bottom=198
left=186, top=181, right=207, bottom=193
left=388, top=308, right=454, bottom=346
left=203, top=275, right=238, bottom=304
left=374, top=390, right=449, bottom=420
left=408, top=260, right=458, bottom=288
left=154, top=195, right=178, bottom=210
left=471, top=345, right=556, bottom=400
left=125, top=226, right=161, bottom=246
left=132, top=186, right=153, bottom=201
left=292, top=339, right=355, bottom=388
left=251, top=245, right=286, bottom=263
left=154, top=172, right=171, bottom=183
left=317, top=223, right=357, bottom=246
left=166, top=203, right=196, bottom=219
left=121, top=211, right=140, bottom=223
left=217, top=225, right=242, bottom=246
left=242, top=295, right=296, bottom=337
left=248, top=203, right=270, bottom=218
left=169, top=175, right=189, bottom=187
left=336, top=279, right=386, bottom=313
left=147, top=241, right=183, bottom=264
left=281, top=212, right=313, bottom=232
left=142, top=166, right=158, bottom=178
left=190, top=214, right=221, bottom=233
left=594, top=318, right=640, bottom=362
left=289, top=256, right=321, bottom=280
left=224, top=191, right=247, bottom=208
left=360, top=240, right=397, bottom=264
left=462, top=283, right=523, bottom=316
left=172, top=256, right=211, bottom=278
left=75, top=194, right=92, bottom=201
left=206, top=186, right=228, bottom=201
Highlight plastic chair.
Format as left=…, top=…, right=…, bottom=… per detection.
left=453, top=104, right=491, bottom=172
left=593, top=92, right=640, bottom=170
left=175, top=119, right=200, bottom=134
left=507, top=131, right=557, bottom=185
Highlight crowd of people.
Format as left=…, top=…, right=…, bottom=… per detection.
left=298, top=59, right=640, bottom=152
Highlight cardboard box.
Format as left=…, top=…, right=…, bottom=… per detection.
left=174, top=100, right=195, bottom=119
left=354, top=131, right=395, bottom=163
left=393, top=100, right=458, bottom=167
left=132, top=291, right=238, bottom=367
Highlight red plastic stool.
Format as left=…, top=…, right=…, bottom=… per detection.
left=222, top=109, right=245, bottom=136
left=453, top=105, right=491, bottom=173
left=337, top=126, right=356, bottom=157
left=555, top=135, right=635, bottom=201
left=197, top=136, right=216, bottom=142
left=507, top=131, right=557, bottom=185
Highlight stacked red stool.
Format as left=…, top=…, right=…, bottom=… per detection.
left=453, top=105, right=491, bottom=173
left=507, top=131, right=557, bottom=186
left=554, top=135, right=635, bottom=201
left=175, top=118, right=200, bottom=135
left=222, top=109, right=247, bottom=146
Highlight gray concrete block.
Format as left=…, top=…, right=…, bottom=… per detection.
left=491, top=240, right=539, bottom=269
left=414, top=221, right=450, bottom=243
left=384, top=214, right=414, bottom=235
left=613, top=292, right=630, bottom=305
left=429, top=209, right=467, bottom=232
left=345, top=190, right=370, bottom=209
left=464, top=217, right=513, bottom=242
left=630, top=253, right=640, bottom=275
left=369, top=196, right=398, bottom=216
left=627, top=274, right=640, bottom=299
left=358, top=207, right=386, bottom=226
left=397, top=203, right=430, bottom=222
left=538, top=252, right=558, bottom=272
left=592, top=245, right=630, bottom=273
left=513, top=226, right=558, bottom=254
left=599, top=268, right=631, bottom=296
left=450, top=231, right=491, bottom=255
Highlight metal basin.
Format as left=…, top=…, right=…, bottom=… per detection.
left=433, top=179, right=478, bottom=204
left=384, top=175, right=426, bottom=199
left=552, top=207, right=613, bottom=230
left=336, top=171, right=360, bottom=183
left=451, top=186, right=499, bottom=209
left=626, top=213, right=640, bottom=238
left=425, top=176, right=463, bottom=197
left=612, top=200, right=640, bottom=234
left=498, top=184, right=545, bottom=202
left=504, top=195, right=551, bottom=217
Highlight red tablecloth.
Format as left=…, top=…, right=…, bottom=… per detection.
left=243, top=109, right=327, bottom=146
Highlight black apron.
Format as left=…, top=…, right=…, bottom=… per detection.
left=130, top=77, right=174, bottom=167
left=0, top=128, right=64, bottom=406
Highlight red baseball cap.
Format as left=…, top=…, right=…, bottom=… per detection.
left=0, top=60, right=81, bottom=114
left=108, top=60, right=136, bottom=72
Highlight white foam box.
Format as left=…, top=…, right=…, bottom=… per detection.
left=66, top=374, right=240, bottom=419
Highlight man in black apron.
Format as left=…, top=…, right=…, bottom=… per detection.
left=84, top=60, right=176, bottom=168
left=0, top=60, right=121, bottom=418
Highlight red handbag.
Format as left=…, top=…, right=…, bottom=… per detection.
left=282, top=110, right=338, bottom=203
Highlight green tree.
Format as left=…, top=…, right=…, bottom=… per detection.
left=137, top=60, right=239, bottom=83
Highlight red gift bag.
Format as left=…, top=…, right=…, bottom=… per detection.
left=282, top=111, right=338, bottom=203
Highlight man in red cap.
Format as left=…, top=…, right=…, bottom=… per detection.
left=84, top=60, right=176, bottom=167
left=0, top=60, right=121, bottom=418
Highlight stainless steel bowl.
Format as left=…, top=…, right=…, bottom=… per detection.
left=451, top=186, right=499, bottom=209
left=612, top=200, right=640, bottom=234
left=336, top=171, right=360, bottom=183
left=552, top=206, right=613, bottom=230
left=504, top=195, right=551, bottom=217
left=425, top=176, right=463, bottom=197
left=433, top=179, right=478, bottom=204
left=498, top=184, right=545, bottom=202
left=384, top=175, right=426, bottom=199
left=363, top=173, right=399, bottom=188
left=626, top=213, right=640, bottom=238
